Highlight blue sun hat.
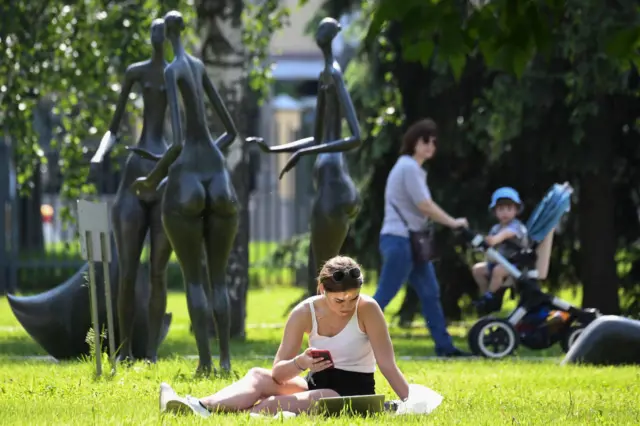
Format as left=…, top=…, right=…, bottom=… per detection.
left=489, top=187, right=524, bottom=213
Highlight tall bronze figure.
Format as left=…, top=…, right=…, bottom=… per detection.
left=6, top=19, right=175, bottom=362
left=130, top=10, right=239, bottom=375
left=252, top=17, right=362, bottom=297
left=91, top=18, right=173, bottom=363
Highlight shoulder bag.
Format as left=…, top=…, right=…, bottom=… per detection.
left=390, top=203, right=435, bottom=264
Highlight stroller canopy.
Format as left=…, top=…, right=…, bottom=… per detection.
left=525, top=183, right=574, bottom=243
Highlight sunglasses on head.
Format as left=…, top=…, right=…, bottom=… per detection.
left=331, top=267, right=361, bottom=282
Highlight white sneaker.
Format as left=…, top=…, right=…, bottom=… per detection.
left=159, top=383, right=174, bottom=411
left=278, top=411, right=297, bottom=419
left=159, top=382, right=211, bottom=418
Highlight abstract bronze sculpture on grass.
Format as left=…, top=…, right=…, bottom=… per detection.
left=250, top=17, right=362, bottom=298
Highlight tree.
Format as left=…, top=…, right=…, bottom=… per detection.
left=359, top=0, right=640, bottom=314
left=0, top=0, right=196, bottom=231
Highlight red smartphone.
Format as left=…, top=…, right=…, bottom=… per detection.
left=310, top=349, right=334, bottom=365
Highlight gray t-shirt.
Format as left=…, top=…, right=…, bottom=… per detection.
left=489, top=219, right=529, bottom=258
left=380, top=155, right=432, bottom=238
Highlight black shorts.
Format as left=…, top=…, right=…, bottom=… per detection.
left=306, top=368, right=375, bottom=396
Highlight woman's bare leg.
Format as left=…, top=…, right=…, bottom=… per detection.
left=199, top=368, right=308, bottom=412
left=250, top=389, right=340, bottom=415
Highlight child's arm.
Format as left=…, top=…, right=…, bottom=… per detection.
left=485, top=229, right=517, bottom=247
left=485, top=222, right=526, bottom=246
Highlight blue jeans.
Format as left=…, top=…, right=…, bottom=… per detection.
left=373, top=234, right=456, bottom=355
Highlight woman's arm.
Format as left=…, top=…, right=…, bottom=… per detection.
left=271, top=304, right=311, bottom=383
left=271, top=303, right=331, bottom=383
left=360, top=298, right=409, bottom=401
left=417, top=199, right=459, bottom=228
left=402, top=166, right=467, bottom=228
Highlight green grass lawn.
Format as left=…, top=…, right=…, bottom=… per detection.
left=0, top=285, right=638, bottom=425
left=19, top=241, right=300, bottom=289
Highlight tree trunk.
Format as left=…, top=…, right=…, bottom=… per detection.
left=578, top=99, right=620, bottom=314
left=578, top=173, right=619, bottom=314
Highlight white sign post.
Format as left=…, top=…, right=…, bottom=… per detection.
left=77, top=199, right=116, bottom=376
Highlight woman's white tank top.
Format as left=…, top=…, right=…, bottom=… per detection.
left=307, top=296, right=377, bottom=374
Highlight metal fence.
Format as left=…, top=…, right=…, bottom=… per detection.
left=0, top=96, right=317, bottom=294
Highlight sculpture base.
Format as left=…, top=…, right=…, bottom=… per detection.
left=561, top=315, right=640, bottom=366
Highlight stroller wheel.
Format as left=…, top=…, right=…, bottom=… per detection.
left=561, top=325, right=586, bottom=353
left=468, top=318, right=519, bottom=359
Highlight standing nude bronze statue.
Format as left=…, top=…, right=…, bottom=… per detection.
left=91, top=18, right=173, bottom=363
left=6, top=19, right=174, bottom=362
left=129, top=10, right=239, bottom=375
left=251, top=17, right=362, bottom=297
left=8, top=20, right=171, bottom=360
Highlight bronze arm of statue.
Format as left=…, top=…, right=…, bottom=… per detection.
left=251, top=17, right=363, bottom=298
left=130, top=10, right=239, bottom=376
left=90, top=18, right=174, bottom=363
left=270, top=71, right=361, bottom=180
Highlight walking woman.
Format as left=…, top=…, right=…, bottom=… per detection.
left=373, top=118, right=470, bottom=357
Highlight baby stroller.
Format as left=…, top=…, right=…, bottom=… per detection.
left=460, top=183, right=600, bottom=359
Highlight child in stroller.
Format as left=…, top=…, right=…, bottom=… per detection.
left=472, top=187, right=529, bottom=315
left=459, top=183, right=600, bottom=358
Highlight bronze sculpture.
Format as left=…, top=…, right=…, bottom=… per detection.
left=7, top=20, right=175, bottom=361
left=91, top=18, right=173, bottom=363
left=130, top=10, right=239, bottom=375
left=7, top=237, right=172, bottom=360
left=251, top=17, right=362, bottom=297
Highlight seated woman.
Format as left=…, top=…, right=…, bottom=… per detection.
left=159, top=255, right=414, bottom=417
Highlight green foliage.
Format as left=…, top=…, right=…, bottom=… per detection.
left=242, top=0, right=291, bottom=103
left=367, top=0, right=640, bottom=81
left=362, top=0, right=640, bottom=314
left=0, top=0, right=195, bottom=222
left=465, top=1, right=639, bottom=167
left=302, top=0, right=361, bottom=35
